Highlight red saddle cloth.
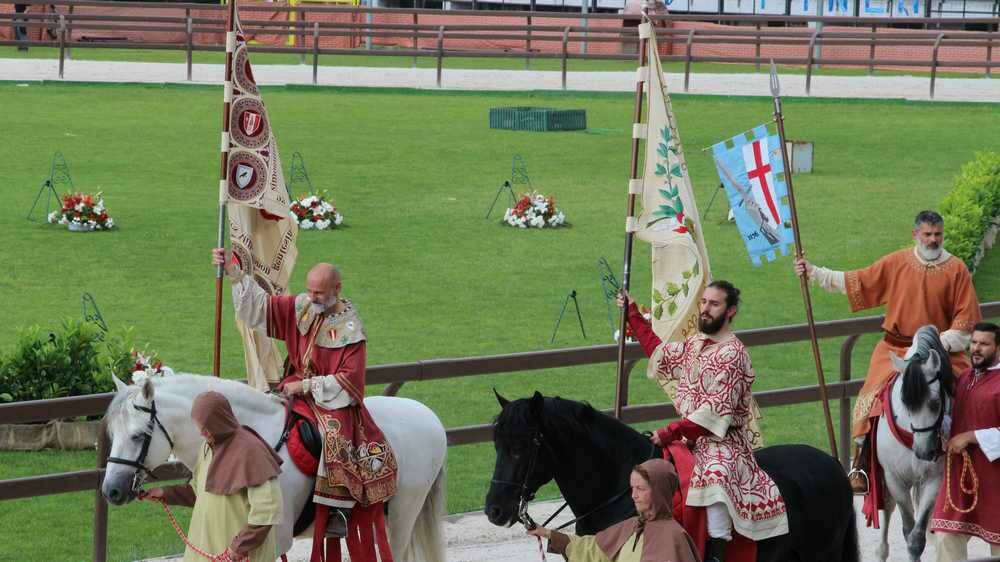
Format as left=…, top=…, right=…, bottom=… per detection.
left=283, top=398, right=394, bottom=562
left=663, top=442, right=756, bottom=562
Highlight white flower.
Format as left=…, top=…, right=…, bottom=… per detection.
left=530, top=215, right=545, bottom=228
left=315, top=220, right=331, bottom=230
left=334, top=214, right=343, bottom=225
left=47, top=211, right=59, bottom=223
left=300, top=220, right=314, bottom=230
left=302, top=195, right=318, bottom=206
left=59, top=216, right=69, bottom=225
left=74, top=202, right=84, bottom=212
left=105, top=218, right=114, bottom=228
left=131, top=371, right=149, bottom=384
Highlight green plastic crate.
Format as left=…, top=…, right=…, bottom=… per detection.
left=489, top=107, right=587, bottom=132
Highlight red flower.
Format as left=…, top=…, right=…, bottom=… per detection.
left=673, top=212, right=688, bottom=234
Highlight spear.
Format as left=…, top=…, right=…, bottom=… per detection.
left=613, top=15, right=650, bottom=419
left=769, top=61, right=837, bottom=457
left=212, top=0, right=239, bottom=377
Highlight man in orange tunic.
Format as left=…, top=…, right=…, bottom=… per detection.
left=212, top=248, right=396, bottom=542
left=794, top=210, right=980, bottom=493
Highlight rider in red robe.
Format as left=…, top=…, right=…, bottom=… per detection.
left=930, top=322, right=1000, bottom=561
left=213, top=249, right=396, bottom=550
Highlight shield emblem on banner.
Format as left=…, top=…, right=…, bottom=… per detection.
left=241, top=111, right=263, bottom=136
left=235, top=164, right=255, bottom=189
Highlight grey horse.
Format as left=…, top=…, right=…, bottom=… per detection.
left=875, top=324, right=956, bottom=562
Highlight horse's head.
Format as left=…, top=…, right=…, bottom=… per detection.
left=891, top=325, right=955, bottom=462
left=101, top=375, right=177, bottom=505
left=484, top=390, right=561, bottom=527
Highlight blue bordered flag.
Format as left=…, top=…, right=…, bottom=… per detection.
left=710, top=124, right=795, bottom=266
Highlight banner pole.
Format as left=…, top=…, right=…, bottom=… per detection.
left=213, top=0, right=238, bottom=378
left=769, top=61, right=838, bottom=457
left=614, top=17, right=650, bottom=419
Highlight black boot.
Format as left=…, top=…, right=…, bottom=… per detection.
left=705, top=537, right=728, bottom=562
left=324, top=506, right=350, bottom=538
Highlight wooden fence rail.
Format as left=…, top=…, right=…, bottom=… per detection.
left=2, top=1, right=998, bottom=96
left=1, top=301, right=998, bottom=561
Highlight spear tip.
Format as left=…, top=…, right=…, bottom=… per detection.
left=769, top=59, right=780, bottom=98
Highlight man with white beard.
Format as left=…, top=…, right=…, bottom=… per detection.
left=211, top=249, right=397, bottom=542
left=794, top=210, right=981, bottom=494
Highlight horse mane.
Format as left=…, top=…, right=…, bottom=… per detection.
left=494, top=395, right=646, bottom=463
left=104, top=373, right=275, bottom=438
left=901, top=326, right=955, bottom=410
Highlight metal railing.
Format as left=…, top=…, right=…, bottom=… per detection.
left=1, top=300, right=998, bottom=561
left=1, top=1, right=998, bottom=97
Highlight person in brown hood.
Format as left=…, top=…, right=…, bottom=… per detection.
left=144, top=391, right=284, bottom=562
left=527, top=458, right=700, bottom=562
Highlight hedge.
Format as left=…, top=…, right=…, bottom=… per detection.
left=941, top=151, right=1000, bottom=271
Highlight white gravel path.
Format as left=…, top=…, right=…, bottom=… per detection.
left=2, top=57, right=998, bottom=103
left=142, top=497, right=992, bottom=561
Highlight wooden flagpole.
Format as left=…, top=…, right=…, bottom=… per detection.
left=212, top=0, right=238, bottom=378
left=769, top=61, right=837, bottom=456
left=613, top=16, right=650, bottom=419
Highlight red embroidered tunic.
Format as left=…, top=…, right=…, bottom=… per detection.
left=930, top=367, right=1000, bottom=545
left=627, top=304, right=788, bottom=541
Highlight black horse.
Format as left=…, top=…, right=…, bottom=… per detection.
left=485, top=391, right=859, bottom=562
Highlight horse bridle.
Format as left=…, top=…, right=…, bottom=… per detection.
left=908, top=373, right=948, bottom=435
left=106, top=400, right=176, bottom=495
left=492, top=428, right=649, bottom=533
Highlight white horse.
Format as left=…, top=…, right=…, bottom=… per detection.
left=101, top=373, right=448, bottom=562
left=875, top=325, right=954, bottom=562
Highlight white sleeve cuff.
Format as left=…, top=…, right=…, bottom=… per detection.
left=231, top=274, right=268, bottom=332
left=940, top=329, right=971, bottom=354
left=974, top=427, right=1000, bottom=462
left=310, top=375, right=355, bottom=409
left=809, top=266, right=846, bottom=294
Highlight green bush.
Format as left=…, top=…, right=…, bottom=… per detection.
left=0, top=320, right=139, bottom=403
left=941, top=151, right=1000, bottom=269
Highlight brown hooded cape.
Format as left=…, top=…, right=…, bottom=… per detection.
left=591, top=458, right=700, bottom=562
left=191, top=391, right=282, bottom=495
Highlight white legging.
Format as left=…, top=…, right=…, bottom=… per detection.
left=707, top=502, right=733, bottom=541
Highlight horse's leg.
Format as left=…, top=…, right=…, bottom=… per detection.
left=905, top=469, right=941, bottom=561
left=883, top=474, right=918, bottom=562
left=877, top=495, right=895, bottom=562
left=275, top=460, right=315, bottom=556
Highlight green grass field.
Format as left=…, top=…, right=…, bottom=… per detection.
left=0, top=81, right=998, bottom=561
left=0, top=45, right=989, bottom=78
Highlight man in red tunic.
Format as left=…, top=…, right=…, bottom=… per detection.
left=212, top=248, right=396, bottom=539
left=930, top=322, right=1000, bottom=561
left=794, top=210, right=981, bottom=492
left=620, top=280, right=788, bottom=562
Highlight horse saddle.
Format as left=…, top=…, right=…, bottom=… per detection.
left=278, top=397, right=322, bottom=475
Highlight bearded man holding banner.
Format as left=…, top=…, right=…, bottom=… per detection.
left=619, top=282, right=789, bottom=562
left=794, top=210, right=981, bottom=493
left=212, top=248, right=396, bottom=548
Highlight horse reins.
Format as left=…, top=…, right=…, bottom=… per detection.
left=945, top=449, right=979, bottom=514
left=142, top=494, right=248, bottom=562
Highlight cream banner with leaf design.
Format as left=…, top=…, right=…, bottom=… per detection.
left=635, top=23, right=711, bottom=367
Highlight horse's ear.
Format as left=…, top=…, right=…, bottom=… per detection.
left=112, top=374, right=128, bottom=393
left=529, top=391, right=544, bottom=419
left=927, top=349, right=941, bottom=373
left=890, top=352, right=907, bottom=374
left=493, top=388, right=510, bottom=408
left=140, top=377, right=155, bottom=401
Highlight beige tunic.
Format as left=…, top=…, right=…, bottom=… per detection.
left=565, top=533, right=645, bottom=562
left=184, top=444, right=283, bottom=562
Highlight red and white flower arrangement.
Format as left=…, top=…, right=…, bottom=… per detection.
left=130, top=350, right=174, bottom=384
left=289, top=192, right=343, bottom=230
left=503, top=191, right=566, bottom=229
left=48, top=192, right=115, bottom=230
